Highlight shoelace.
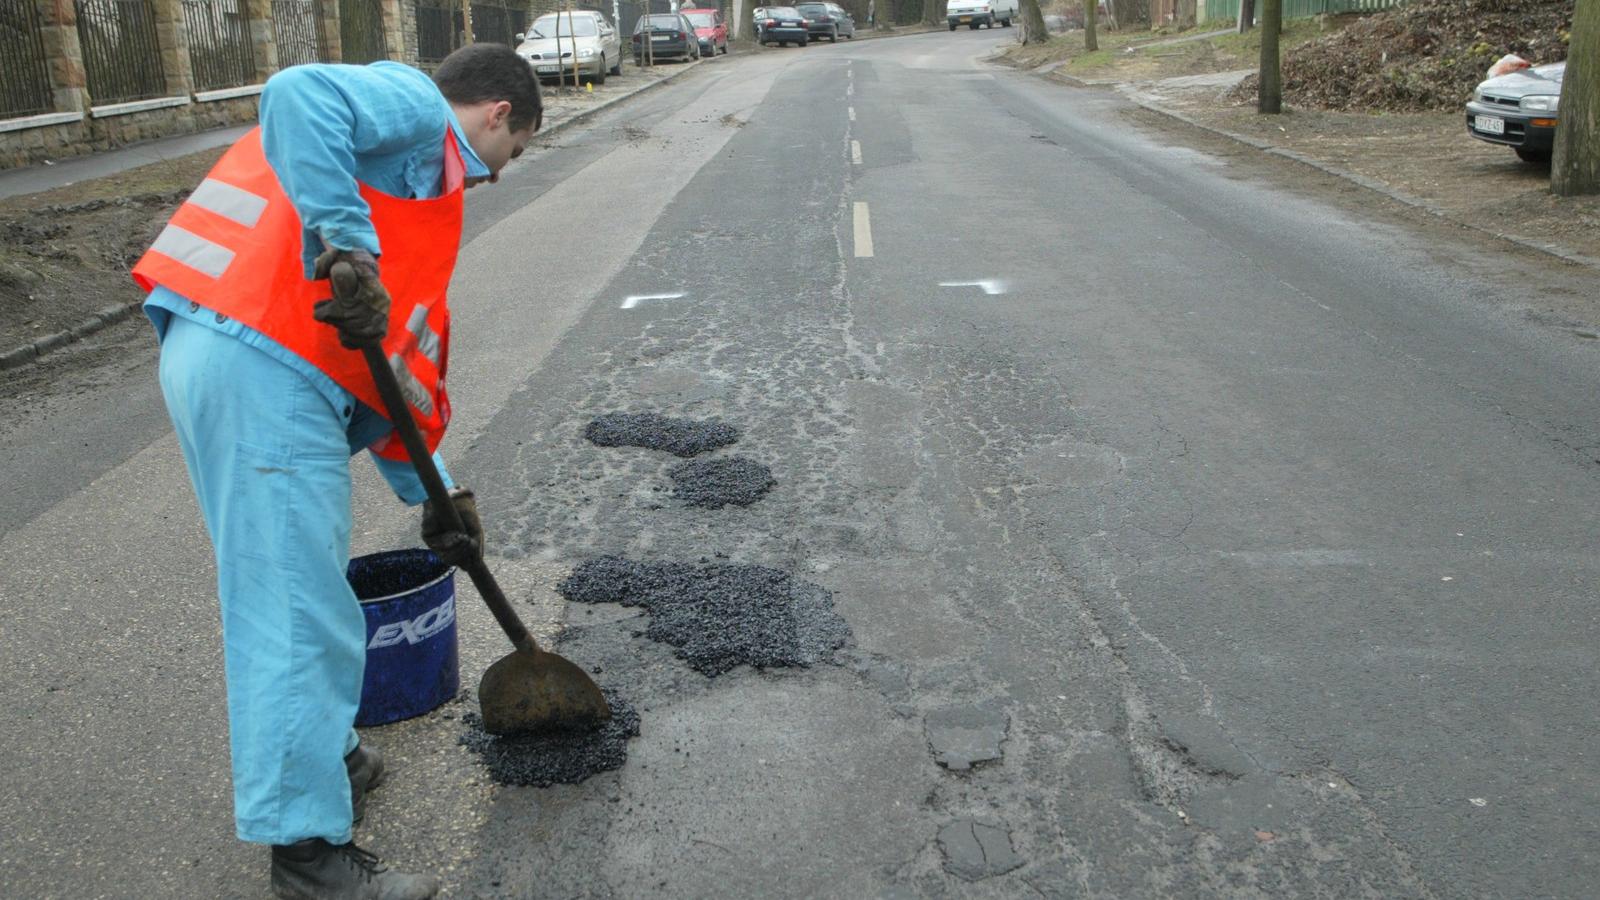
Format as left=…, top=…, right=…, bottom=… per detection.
left=337, top=842, right=388, bottom=883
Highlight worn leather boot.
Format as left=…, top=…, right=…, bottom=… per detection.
left=346, top=743, right=385, bottom=825
left=270, top=839, right=439, bottom=900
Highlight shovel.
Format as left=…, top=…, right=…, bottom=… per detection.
left=346, top=291, right=610, bottom=736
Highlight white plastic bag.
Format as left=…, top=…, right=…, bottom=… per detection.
left=1487, top=54, right=1531, bottom=78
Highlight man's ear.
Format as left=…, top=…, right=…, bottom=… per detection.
left=489, top=100, right=513, bottom=131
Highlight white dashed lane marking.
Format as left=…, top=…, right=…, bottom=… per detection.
left=853, top=202, right=873, bottom=258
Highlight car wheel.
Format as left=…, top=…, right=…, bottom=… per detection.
left=1515, top=147, right=1552, bottom=163
left=1003, top=17, right=1012, bottom=26
left=593, top=59, right=606, bottom=85
left=799, top=37, right=808, bottom=46
left=611, top=55, right=623, bottom=75
left=948, top=22, right=956, bottom=30
left=829, top=27, right=837, bottom=42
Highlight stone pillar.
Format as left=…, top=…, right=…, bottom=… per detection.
left=380, top=0, right=404, bottom=60
left=151, top=0, right=196, bottom=96
left=398, top=0, right=418, bottom=65
left=244, top=0, right=281, bottom=80
left=38, top=0, right=90, bottom=112
left=321, top=0, right=343, bottom=61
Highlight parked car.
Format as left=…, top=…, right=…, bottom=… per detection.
left=515, top=10, right=622, bottom=85
left=681, top=7, right=729, bottom=57
left=1465, top=61, right=1565, bottom=163
left=758, top=7, right=810, bottom=47
left=633, top=13, right=702, bottom=64
left=796, top=2, right=854, bottom=41
left=753, top=5, right=770, bottom=41
left=946, top=0, right=1016, bottom=29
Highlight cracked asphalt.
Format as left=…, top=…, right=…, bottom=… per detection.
left=3, top=27, right=1600, bottom=899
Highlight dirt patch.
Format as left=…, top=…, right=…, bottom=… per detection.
left=0, top=150, right=222, bottom=352
left=1233, top=0, right=1572, bottom=113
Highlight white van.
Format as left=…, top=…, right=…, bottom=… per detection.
left=946, top=0, right=1016, bottom=29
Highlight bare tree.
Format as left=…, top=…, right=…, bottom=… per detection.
left=1236, top=0, right=1253, bottom=34
left=1020, top=0, right=1047, bottom=42
left=925, top=0, right=942, bottom=27
left=1552, top=0, right=1599, bottom=195
left=1084, top=0, right=1097, bottom=51
left=1258, top=0, right=1281, bottom=113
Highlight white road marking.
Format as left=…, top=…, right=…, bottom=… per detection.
left=938, top=279, right=1007, bottom=295
left=848, top=106, right=856, bottom=121
left=851, top=140, right=862, bottom=164
left=853, top=202, right=873, bottom=258
left=620, top=292, right=685, bottom=309
left=847, top=83, right=854, bottom=96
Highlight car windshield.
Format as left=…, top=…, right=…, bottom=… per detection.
left=530, top=15, right=597, bottom=37
left=796, top=3, right=827, bottom=12
left=685, top=12, right=714, bottom=26
left=638, top=14, right=681, bottom=29
left=767, top=7, right=799, bottom=17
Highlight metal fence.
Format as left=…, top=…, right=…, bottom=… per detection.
left=272, top=0, right=327, bottom=67
left=75, top=0, right=167, bottom=105
left=1204, top=0, right=1406, bottom=21
left=2, top=0, right=55, bottom=117
left=415, top=1, right=529, bottom=65
left=182, top=0, right=254, bottom=90
left=339, top=0, right=386, bottom=63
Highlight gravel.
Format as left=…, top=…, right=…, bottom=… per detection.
left=559, top=557, right=851, bottom=676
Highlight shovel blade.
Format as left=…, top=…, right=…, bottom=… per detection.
left=479, top=647, right=611, bottom=736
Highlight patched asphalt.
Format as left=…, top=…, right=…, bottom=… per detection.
left=583, top=412, right=740, bottom=457
left=667, top=455, right=776, bottom=509
left=458, top=692, right=641, bottom=787
left=559, top=557, right=850, bottom=676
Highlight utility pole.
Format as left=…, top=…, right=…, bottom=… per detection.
left=1257, top=0, right=1281, bottom=113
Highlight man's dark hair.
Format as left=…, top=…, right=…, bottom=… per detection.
left=433, top=44, right=543, bottom=133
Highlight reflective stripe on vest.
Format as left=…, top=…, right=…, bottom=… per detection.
left=131, top=127, right=465, bottom=461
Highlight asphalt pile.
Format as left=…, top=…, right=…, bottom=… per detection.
left=458, top=692, right=642, bottom=787
left=1232, top=0, right=1572, bottom=112
left=559, top=557, right=851, bottom=676
left=584, top=412, right=741, bottom=457
left=668, top=456, right=777, bottom=509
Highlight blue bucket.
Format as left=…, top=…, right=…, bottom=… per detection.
left=348, top=549, right=460, bottom=727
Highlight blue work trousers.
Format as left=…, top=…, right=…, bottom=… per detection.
left=158, top=316, right=363, bottom=846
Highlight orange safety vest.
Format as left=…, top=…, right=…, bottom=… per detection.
left=132, top=126, right=464, bottom=462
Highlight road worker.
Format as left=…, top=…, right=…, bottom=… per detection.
left=132, top=44, right=540, bottom=899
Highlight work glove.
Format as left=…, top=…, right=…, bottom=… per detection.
left=421, top=487, right=484, bottom=568
left=312, top=247, right=390, bottom=349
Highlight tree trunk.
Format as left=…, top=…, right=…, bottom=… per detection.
left=1084, top=0, right=1097, bottom=51
left=924, top=0, right=941, bottom=27
left=462, top=0, right=474, bottom=44
left=1258, top=0, right=1281, bottom=113
left=1553, top=0, right=1600, bottom=195
left=1020, top=0, right=1047, bottom=42
left=1237, top=0, right=1254, bottom=33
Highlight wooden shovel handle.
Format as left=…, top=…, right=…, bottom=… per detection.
left=359, top=344, right=540, bottom=657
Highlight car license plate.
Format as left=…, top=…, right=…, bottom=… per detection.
left=536, top=64, right=559, bottom=73
left=959, top=15, right=971, bottom=21
left=652, top=34, right=670, bottom=40
left=1474, top=115, right=1505, bottom=135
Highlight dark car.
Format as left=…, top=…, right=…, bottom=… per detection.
left=758, top=6, right=810, bottom=47
left=632, top=13, right=701, bottom=63
left=796, top=2, right=854, bottom=41
left=1465, top=61, right=1565, bottom=163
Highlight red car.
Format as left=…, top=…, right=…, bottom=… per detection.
left=680, top=7, right=728, bottom=56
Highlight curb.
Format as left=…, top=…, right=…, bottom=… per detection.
left=1042, top=68, right=1600, bottom=273
left=0, top=57, right=707, bottom=373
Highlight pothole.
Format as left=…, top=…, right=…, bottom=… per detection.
left=559, top=556, right=850, bottom=676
